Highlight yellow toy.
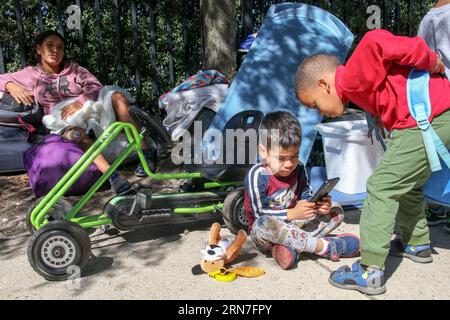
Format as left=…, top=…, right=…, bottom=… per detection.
left=200, top=223, right=265, bottom=281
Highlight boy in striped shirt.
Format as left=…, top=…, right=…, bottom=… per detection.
left=244, top=111, right=359, bottom=270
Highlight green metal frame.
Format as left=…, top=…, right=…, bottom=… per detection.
left=29, top=122, right=241, bottom=230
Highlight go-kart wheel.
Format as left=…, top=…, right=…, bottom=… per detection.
left=26, top=197, right=73, bottom=234
left=222, top=188, right=248, bottom=235
left=128, top=105, right=171, bottom=147
left=27, top=220, right=91, bottom=281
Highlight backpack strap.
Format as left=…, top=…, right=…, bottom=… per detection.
left=407, top=68, right=450, bottom=172
left=365, top=111, right=387, bottom=151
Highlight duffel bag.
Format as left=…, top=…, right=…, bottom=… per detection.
left=23, top=134, right=102, bottom=197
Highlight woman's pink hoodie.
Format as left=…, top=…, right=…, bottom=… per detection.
left=0, top=61, right=103, bottom=115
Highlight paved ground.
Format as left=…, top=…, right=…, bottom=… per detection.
left=1, top=208, right=450, bottom=300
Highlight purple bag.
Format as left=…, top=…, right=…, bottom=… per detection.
left=23, top=134, right=102, bottom=197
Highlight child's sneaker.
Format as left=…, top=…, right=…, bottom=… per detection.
left=271, top=245, right=298, bottom=270
left=329, top=260, right=386, bottom=295
left=388, top=238, right=433, bottom=263
left=425, top=205, right=447, bottom=226
left=320, top=234, right=360, bottom=261
left=109, top=172, right=132, bottom=195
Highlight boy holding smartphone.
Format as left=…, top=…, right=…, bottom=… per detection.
left=244, top=111, right=360, bottom=270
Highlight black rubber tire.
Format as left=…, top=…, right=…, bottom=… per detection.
left=129, top=105, right=171, bottom=147
left=222, top=188, right=248, bottom=235
left=26, top=197, right=73, bottom=235
left=27, top=220, right=91, bottom=281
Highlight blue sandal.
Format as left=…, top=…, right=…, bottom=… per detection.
left=329, top=260, right=386, bottom=295
left=389, top=238, right=433, bottom=263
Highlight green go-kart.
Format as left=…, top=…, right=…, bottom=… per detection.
left=26, top=107, right=264, bottom=281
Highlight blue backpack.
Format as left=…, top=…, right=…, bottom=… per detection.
left=407, top=69, right=450, bottom=203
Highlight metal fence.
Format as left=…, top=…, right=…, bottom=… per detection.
left=0, top=0, right=435, bottom=108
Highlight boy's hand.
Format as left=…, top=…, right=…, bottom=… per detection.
left=433, top=57, right=445, bottom=75
left=289, top=199, right=316, bottom=220
left=315, top=196, right=332, bottom=215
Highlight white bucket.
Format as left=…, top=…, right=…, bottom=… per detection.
left=314, top=120, right=385, bottom=194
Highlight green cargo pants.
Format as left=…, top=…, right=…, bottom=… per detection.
left=360, top=110, right=450, bottom=268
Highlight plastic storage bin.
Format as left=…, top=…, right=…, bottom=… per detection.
left=315, top=120, right=384, bottom=194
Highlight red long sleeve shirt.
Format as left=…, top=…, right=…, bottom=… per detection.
left=335, top=29, right=450, bottom=131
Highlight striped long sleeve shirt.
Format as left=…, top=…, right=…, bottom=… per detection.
left=244, top=163, right=313, bottom=232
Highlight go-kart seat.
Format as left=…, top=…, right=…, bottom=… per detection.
left=183, top=110, right=264, bottom=182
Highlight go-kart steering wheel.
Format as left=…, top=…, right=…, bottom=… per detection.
left=129, top=105, right=172, bottom=147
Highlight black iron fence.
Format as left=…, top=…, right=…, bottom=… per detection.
left=0, top=0, right=435, bottom=110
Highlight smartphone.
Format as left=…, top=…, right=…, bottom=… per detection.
left=310, top=177, right=340, bottom=203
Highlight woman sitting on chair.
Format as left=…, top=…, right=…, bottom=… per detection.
left=0, top=30, right=157, bottom=194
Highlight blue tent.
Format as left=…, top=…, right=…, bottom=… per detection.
left=203, top=3, right=354, bottom=165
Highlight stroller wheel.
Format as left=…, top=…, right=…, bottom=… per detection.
left=26, top=197, right=73, bottom=234
left=27, top=221, right=91, bottom=281
left=223, top=188, right=248, bottom=235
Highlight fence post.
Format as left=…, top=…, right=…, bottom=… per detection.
left=148, top=1, right=159, bottom=98
left=75, top=0, right=85, bottom=66
left=36, top=1, right=43, bottom=32
left=241, top=0, right=254, bottom=39
left=165, top=0, right=175, bottom=87
left=131, top=0, right=141, bottom=98
left=56, top=0, right=65, bottom=37
left=14, top=3, right=27, bottom=68
left=182, top=0, right=190, bottom=78
left=113, top=0, right=124, bottom=85
left=93, top=0, right=105, bottom=82
left=0, top=45, right=5, bottom=74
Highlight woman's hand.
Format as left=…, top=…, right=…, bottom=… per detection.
left=60, top=101, right=83, bottom=120
left=315, top=196, right=332, bottom=215
left=5, top=82, right=34, bottom=106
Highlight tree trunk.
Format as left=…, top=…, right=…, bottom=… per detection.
left=200, top=0, right=237, bottom=81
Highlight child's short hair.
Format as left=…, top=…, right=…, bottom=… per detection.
left=259, top=111, right=302, bottom=150
left=295, top=53, right=341, bottom=99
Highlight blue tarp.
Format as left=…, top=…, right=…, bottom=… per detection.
left=203, top=3, right=354, bottom=165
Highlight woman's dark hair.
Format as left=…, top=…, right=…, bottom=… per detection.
left=34, top=30, right=66, bottom=64
left=35, top=30, right=66, bottom=46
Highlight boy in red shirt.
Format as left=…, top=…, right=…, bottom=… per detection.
left=295, top=29, right=450, bottom=295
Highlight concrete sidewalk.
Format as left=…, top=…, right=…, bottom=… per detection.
left=1, top=209, right=450, bottom=300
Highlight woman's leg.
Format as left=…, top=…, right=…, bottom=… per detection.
left=76, top=129, right=131, bottom=195
left=77, top=133, right=110, bottom=173
left=110, top=92, right=156, bottom=176
left=110, top=92, right=149, bottom=149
